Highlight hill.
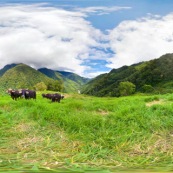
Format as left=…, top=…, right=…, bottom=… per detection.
left=57, top=70, right=90, bottom=85
left=0, top=63, right=17, bottom=77
left=0, top=64, right=89, bottom=93
left=38, top=68, right=90, bottom=93
left=0, top=63, right=56, bottom=91
left=82, top=53, right=173, bottom=96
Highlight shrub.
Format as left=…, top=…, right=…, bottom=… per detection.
left=118, top=81, right=136, bottom=96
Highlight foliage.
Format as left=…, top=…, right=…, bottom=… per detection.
left=82, top=53, right=173, bottom=96
left=0, top=63, right=56, bottom=90
left=38, top=68, right=89, bottom=93
left=34, top=82, right=47, bottom=91
left=47, top=80, right=64, bottom=92
left=118, top=81, right=136, bottom=96
left=0, top=64, right=88, bottom=93
left=141, top=84, right=154, bottom=93
left=0, top=63, right=17, bottom=77
left=57, top=70, right=90, bottom=85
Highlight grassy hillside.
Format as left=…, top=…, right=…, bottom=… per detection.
left=0, top=63, right=17, bottom=77
left=57, top=70, right=90, bottom=85
left=0, top=64, right=56, bottom=90
left=1, top=93, right=173, bottom=172
left=38, top=68, right=63, bottom=81
left=38, top=68, right=89, bottom=93
left=82, top=53, right=173, bottom=96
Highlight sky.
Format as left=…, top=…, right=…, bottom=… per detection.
left=0, top=0, right=173, bottom=78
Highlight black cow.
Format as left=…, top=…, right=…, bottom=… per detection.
left=7, top=89, right=23, bottom=100
left=51, top=93, right=64, bottom=103
left=42, top=93, right=64, bottom=103
left=42, top=93, right=53, bottom=99
left=25, top=90, right=36, bottom=100
left=42, top=93, right=46, bottom=98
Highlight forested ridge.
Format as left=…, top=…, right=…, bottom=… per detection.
left=0, top=63, right=89, bottom=93
left=82, top=53, right=173, bottom=96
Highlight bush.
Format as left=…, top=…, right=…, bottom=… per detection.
left=141, top=84, right=154, bottom=93
left=118, top=81, right=136, bottom=96
left=34, top=82, right=47, bottom=91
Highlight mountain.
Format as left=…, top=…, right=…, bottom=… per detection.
left=38, top=68, right=90, bottom=93
left=81, top=53, right=173, bottom=96
left=38, top=68, right=63, bottom=81
left=0, top=63, right=17, bottom=77
left=0, top=64, right=89, bottom=93
left=57, top=71, right=90, bottom=85
left=0, top=63, right=55, bottom=91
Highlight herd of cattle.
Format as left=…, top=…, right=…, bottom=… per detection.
left=7, top=89, right=64, bottom=103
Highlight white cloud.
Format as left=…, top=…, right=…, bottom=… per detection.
left=0, top=4, right=109, bottom=77
left=108, top=13, right=173, bottom=69
left=3, top=4, right=173, bottom=79
left=75, top=6, right=131, bottom=15
left=85, top=70, right=108, bottom=79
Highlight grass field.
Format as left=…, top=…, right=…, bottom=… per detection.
left=1, top=92, right=173, bottom=172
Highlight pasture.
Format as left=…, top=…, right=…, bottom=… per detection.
left=1, top=92, right=173, bottom=172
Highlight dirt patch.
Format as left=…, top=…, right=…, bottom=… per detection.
left=17, top=136, right=44, bottom=149
left=97, top=109, right=109, bottom=116
left=13, top=122, right=34, bottom=133
left=63, top=94, right=71, bottom=98
left=13, top=123, right=33, bottom=132
left=146, top=99, right=164, bottom=107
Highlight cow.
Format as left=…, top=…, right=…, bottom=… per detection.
left=42, top=93, right=53, bottom=99
left=51, top=93, right=64, bottom=103
left=7, top=89, right=23, bottom=100
left=42, top=93, right=46, bottom=98
left=25, top=90, right=36, bottom=100
left=42, top=93, right=64, bottom=103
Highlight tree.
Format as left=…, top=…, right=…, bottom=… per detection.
left=118, top=81, right=136, bottom=96
left=34, top=82, right=47, bottom=91
left=141, top=84, right=154, bottom=93
left=47, top=80, right=64, bottom=92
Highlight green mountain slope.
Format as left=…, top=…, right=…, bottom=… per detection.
left=0, top=64, right=55, bottom=90
left=0, top=64, right=89, bottom=93
left=38, top=68, right=63, bottom=81
left=38, top=68, right=89, bottom=93
left=82, top=53, right=173, bottom=96
left=0, top=63, right=17, bottom=77
left=57, top=71, right=90, bottom=85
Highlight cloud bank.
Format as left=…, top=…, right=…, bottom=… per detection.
left=0, top=4, right=104, bottom=77
left=0, top=4, right=126, bottom=78
left=0, top=3, right=173, bottom=78
left=108, top=14, right=173, bottom=69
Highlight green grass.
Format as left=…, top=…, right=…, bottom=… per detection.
left=1, top=92, right=173, bottom=172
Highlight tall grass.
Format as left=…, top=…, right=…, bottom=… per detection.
left=1, top=93, right=173, bottom=171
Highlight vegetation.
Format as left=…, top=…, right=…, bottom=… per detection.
left=1, top=92, right=173, bottom=172
left=0, top=63, right=17, bottom=77
left=118, top=81, right=136, bottom=96
left=0, top=64, right=89, bottom=94
left=0, top=64, right=57, bottom=91
left=47, top=80, right=64, bottom=92
left=82, top=53, right=173, bottom=97
left=34, top=82, right=47, bottom=91
left=38, top=68, right=90, bottom=93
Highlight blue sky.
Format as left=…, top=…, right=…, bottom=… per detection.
left=0, top=0, right=173, bottom=78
